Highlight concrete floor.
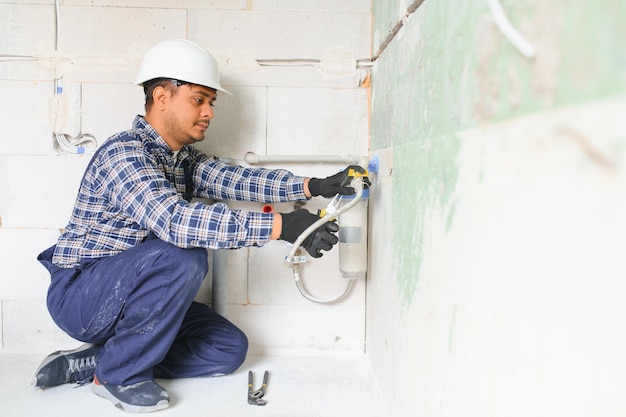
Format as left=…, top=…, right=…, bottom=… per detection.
left=0, top=352, right=384, bottom=417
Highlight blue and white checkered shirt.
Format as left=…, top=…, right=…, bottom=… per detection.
left=52, top=115, right=308, bottom=267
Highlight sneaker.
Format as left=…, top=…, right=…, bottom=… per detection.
left=31, top=343, right=100, bottom=389
left=91, top=375, right=170, bottom=413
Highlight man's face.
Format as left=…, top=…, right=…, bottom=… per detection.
left=163, top=83, right=217, bottom=150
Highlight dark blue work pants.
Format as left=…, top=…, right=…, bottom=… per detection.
left=38, top=238, right=248, bottom=386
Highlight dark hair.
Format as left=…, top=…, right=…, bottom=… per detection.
left=143, top=78, right=189, bottom=112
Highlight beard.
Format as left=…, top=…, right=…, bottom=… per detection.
left=164, top=113, right=207, bottom=145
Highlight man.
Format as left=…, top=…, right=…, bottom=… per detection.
left=32, top=39, right=367, bottom=413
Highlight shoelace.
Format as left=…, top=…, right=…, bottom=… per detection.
left=68, top=356, right=98, bottom=385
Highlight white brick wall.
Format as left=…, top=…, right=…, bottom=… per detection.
left=0, top=1, right=371, bottom=354
left=189, top=9, right=370, bottom=60
left=0, top=80, right=56, bottom=155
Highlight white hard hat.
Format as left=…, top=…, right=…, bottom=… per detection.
left=135, top=39, right=230, bottom=94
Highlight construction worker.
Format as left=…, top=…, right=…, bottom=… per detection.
left=32, top=39, right=367, bottom=413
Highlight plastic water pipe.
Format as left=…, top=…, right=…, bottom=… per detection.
left=244, top=151, right=369, bottom=169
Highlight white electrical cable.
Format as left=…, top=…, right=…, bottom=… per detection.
left=54, top=133, right=98, bottom=154
left=49, top=0, right=97, bottom=154
left=51, top=79, right=98, bottom=154
left=0, top=55, right=36, bottom=61
left=54, top=0, right=60, bottom=51
left=285, top=177, right=365, bottom=304
left=486, top=0, right=536, bottom=58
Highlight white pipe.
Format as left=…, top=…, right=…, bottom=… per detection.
left=54, top=0, right=60, bottom=51
left=245, top=151, right=369, bottom=169
left=0, top=55, right=36, bottom=61
left=486, top=0, right=536, bottom=58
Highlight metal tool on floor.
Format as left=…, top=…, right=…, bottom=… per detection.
left=247, top=370, right=269, bottom=406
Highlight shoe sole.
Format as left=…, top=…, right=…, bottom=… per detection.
left=91, top=381, right=170, bottom=414
left=31, top=343, right=96, bottom=388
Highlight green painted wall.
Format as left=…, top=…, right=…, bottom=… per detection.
left=368, top=3, right=626, bottom=415
left=371, top=0, right=626, bottom=309
left=373, top=0, right=626, bottom=146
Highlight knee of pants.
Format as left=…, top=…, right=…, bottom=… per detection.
left=219, top=328, right=249, bottom=376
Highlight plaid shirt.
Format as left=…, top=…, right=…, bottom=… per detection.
left=52, top=115, right=308, bottom=267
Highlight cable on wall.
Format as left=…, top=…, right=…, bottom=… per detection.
left=50, top=0, right=97, bottom=154
left=486, top=0, right=536, bottom=58
left=1, top=0, right=98, bottom=154
left=253, top=0, right=427, bottom=68
left=0, top=55, right=36, bottom=62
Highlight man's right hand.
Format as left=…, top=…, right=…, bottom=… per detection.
left=279, top=209, right=339, bottom=258
left=308, top=165, right=371, bottom=198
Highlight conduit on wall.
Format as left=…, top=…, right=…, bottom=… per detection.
left=0, top=55, right=36, bottom=61
left=51, top=0, right=97, bottom=154
left=0, top=0, right=98, bottom=153
left=251, top=0, right=427, bottom=67
left=244, top=151, right=370, bottom=169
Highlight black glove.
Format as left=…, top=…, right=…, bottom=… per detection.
left=308, top=165, right=371, bottom=198
left=280, top=209, right=339, bottom=258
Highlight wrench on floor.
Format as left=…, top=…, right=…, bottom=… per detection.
left=248, top=370, right=269, bottom=406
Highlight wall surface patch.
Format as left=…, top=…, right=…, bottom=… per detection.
left=392, top=134, right=460, bottom=309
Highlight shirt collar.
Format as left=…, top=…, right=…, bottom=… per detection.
left=133, top=115, right=191, bottom=162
